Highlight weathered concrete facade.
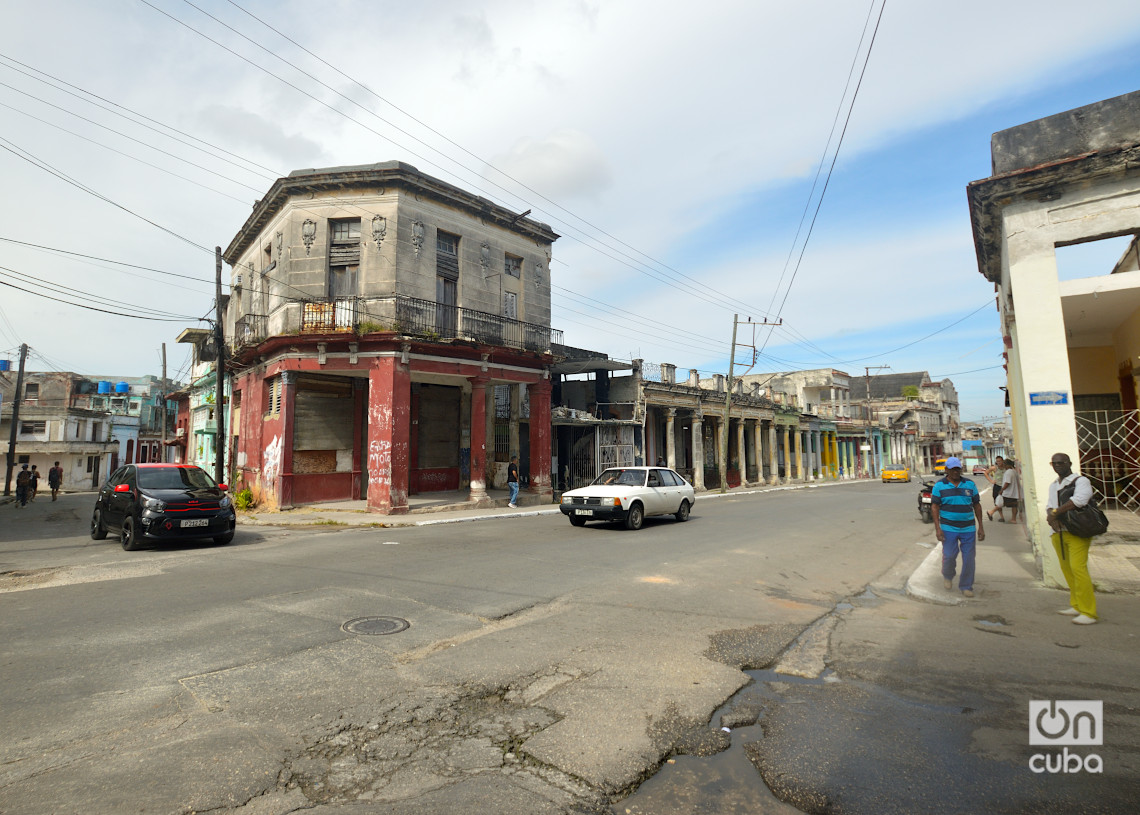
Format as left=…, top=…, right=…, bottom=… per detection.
left=968, top=90, right=1140, bottom=585
left=223, top=162, right=560, bottom=513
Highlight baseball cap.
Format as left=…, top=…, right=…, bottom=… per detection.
left=945, top=456, right=963, bottom=469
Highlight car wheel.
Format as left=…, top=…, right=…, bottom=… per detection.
left=625, top=502, right=644, bottom=531
left=90, top=508, right=108, bottom=540
left=569, top=515, right=586, bottom=527
left=213, top=530, right=235, bottom=545
left=675, top=500, right=690, bottom=522
left=121, top=517, right=141, bottom=551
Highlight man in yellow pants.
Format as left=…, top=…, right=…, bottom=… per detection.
left=1046, top=452, right=1097, bottom=625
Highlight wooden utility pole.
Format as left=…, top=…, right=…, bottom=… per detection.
left=4, top=343, right=29, bottom=496
left=214, top=247, right=226, bottom=485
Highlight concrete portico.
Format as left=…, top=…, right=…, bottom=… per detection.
left=969, top=90, right=1140, bottom=585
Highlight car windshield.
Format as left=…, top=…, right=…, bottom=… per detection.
left=591, top=469, right=646, bottom=487
left=137, top=466, right=217, bottom=491
left=887, top=464, right=905, bottom=470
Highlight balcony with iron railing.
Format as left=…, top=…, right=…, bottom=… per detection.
left=234, top=295, right=562, bottom=353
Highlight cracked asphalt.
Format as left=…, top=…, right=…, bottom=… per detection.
left=1, top=484, right=937, bottom=813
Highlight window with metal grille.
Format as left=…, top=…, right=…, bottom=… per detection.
left=20, top=420, right=46, bottom=434
left=494, top=421, right=510, bottom=461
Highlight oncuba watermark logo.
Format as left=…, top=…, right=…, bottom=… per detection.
left=1029, top=700, right=1103, bottom=774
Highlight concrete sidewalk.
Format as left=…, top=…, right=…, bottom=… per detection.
left=237, top=476, right=867, bottom=528
left=906, top=504, right=1140, bottom=607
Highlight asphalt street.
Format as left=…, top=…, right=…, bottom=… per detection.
left=2, top=483, right=1137, bottom=814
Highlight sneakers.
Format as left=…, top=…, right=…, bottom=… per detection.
left=1058, top=607, right=1081, bottom=616
left=508, top=503, right=517, bottom=509
left=1072, top=614, right=1098, bottom=625
left=962, top=589, right=974, bottom=598
left=943, top=578, right=953, bottom=590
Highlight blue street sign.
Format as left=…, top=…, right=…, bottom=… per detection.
left=1029, top=391, right=1069, bottom=406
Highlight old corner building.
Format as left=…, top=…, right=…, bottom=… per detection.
left=222, top=162, right=559, bottom=514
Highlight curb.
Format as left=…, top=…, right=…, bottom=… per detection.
left=904, top=546, right=964, bottom=606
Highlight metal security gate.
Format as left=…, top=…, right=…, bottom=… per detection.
left=1075, top=410, right=1140, bottom=513
left=599, top=425, right=636, bottom=469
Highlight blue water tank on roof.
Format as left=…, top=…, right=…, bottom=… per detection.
left=115, top=381, right=130, bottom=394
left=98, top=381, right=112, bottom=394
left=0, top=359, right=9, bottom=372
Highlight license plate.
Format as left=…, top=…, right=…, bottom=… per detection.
left=181, top=518, right=209, bottom=528
left=921, top=497, right=932, bottom=503
left=574, top=509, right=594, bottom=516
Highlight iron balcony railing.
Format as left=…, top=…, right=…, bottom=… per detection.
left=391, top=296, right=562, bottom=352
left=235, top=313, right=267, bottom=346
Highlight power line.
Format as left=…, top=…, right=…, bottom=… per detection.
left=761, top=0, right=887, bottom=355
left=0, top=136, right=216, bottom=256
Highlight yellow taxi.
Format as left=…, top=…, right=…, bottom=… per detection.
left=881, top=463, right=911, bottom=483
left=933, top=458, right=948, bottom=476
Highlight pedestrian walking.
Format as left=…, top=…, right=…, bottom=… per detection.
left=999, top=458, right=1020, bottom=523
left=930, top=456, right=985, bottom=597
left=1046, top=452, right=1098, bottom=625
left=48, top=461, right=64, bottom=501
left=983, top=455, right=1005, bottom=520
left=15, top=463, right=31, bottom=507
left=29, top=464, right=40, bottom=501
left=507, top=455, right=520, bottom=508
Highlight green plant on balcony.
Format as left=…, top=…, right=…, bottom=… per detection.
left=356, top=320, right=391, bottom=335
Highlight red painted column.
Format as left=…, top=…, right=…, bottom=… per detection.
left=351, top=378, right=366, bottom=499
left=278, top=370, right=297, bottom=509
left=527, top=378, right=552, bottom=496
left=468, top=376, right=489, bottom=502
left=366, top=357, right=411, bottom=514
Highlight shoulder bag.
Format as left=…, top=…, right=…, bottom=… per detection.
left=1058, top=477, right=1109, bottom=538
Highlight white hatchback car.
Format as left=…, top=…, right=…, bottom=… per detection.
left=559, top=466, right=695, bottom=530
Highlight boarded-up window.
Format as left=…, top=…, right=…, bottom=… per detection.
left=417, top=384, right=460, bottom=468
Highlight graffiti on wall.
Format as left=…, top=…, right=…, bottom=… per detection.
left=264, top=435, right=283, bottom=484
left=368, top=439, right=392, bottom=488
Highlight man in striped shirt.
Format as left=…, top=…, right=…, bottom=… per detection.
left=931, top=456, right=986, bottom=597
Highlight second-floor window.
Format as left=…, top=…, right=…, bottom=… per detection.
left=20, top=421, right=46, bottom=434
left=329, top=218, right=360, bottom=300
left=23, top=383, right=38, bottom=402
left=504, top=254, right=521, bottom=278
left=503, top=291, right=517, bottom=320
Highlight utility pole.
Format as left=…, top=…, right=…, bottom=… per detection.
left=719, top=316, right=781, bottom=494
left=719, top=315, right=740, bottom=494
left=4, top=343, right=29, bottom=496
left=214, top=246, right=226, bottom=485
left=862, top=365, right=889, bottom=477
left=160, top=343, right=168, bottom=463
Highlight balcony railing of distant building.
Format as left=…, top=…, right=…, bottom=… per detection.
left=237, top=295, right=563, bottom=354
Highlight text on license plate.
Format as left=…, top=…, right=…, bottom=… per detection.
left=181, top=518, right=209, bottom=527
left=574, top=509, right=594, bottom=516
left=921, top=497, right=932, bottom=503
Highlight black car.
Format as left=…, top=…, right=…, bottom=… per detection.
left=91, top=463, right=236, bottom=550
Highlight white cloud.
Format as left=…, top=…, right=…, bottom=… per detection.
left=1, top=0, right=1138, bottom=422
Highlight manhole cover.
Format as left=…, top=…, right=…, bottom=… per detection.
left=342, top=616, right=410, bottom=636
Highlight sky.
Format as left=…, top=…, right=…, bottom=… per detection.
left=2, top=0, right=1140, bottom=422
